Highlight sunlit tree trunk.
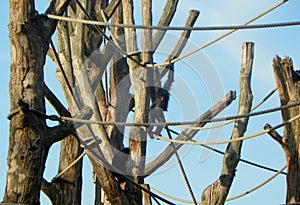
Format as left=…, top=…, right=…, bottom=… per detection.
left=5, top=0, right=70, bottom=204
left=267, top=56, right=300, bottom=204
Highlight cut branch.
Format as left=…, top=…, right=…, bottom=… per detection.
left=145, top=90, right=236, bottom=176
left=160, top=9, right=200, bottom=81
left=264, top=123, right=284, bottom=146
left=201, top=42, right=254, bottom=205
left=166, top=10, right=200, bottom=60
left=153, top=0, right=179, bottom=51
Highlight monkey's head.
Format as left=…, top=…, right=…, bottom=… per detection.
left=153, top=88, right=170, bottom=111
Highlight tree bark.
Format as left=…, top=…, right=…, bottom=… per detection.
left=201, top=42, right=254, bottom=205
left=5, top=0, right=70, bottom=204
left=270, top=56, right=300, bottom=204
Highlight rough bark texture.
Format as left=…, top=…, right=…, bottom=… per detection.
left=201, top=42, right=254, bottom=205
left=5, top=0, right=70, bottom=204
left=271, top=56, right=300, bottom=204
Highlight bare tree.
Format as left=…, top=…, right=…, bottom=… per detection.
left=6, top=1, right=300, bottom=205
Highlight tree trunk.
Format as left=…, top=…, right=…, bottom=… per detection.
left=270, top=56, right=300, bottom=204
left=5, top=0, right=70, bottom=204
left=201, top=42, right=254, bottom=205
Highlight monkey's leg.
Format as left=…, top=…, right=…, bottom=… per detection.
left=148, top=107, right=166, bottom=139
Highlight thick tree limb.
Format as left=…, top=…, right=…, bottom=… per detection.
left=145, top=90, right=236, bottom=176
left=5, top=0, right=56, bottom=203
left=160, top=10, right=200, bottom=82
left=46, top=106, right=93, bottom=147
left=152, top=0, right=179, bottom=51
left=44, top=83, right=70, bottom=117
left=201, top=42, right=254, bottom=205
left=106, top=3, right=130, bottom=150
left=43, top=0, right=71, bottom=38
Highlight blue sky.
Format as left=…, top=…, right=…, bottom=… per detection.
left=1, top=0, right=300, bottom=204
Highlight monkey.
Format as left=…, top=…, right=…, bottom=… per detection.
left=127, top=64, right=174, bottom=138
left=111, top=147, right=133, bottom=184
left=152, top=87, right=170, bottom=111
left=127, top=87, right=170, bottom=112
left=147, top=87, right=170, bottom=139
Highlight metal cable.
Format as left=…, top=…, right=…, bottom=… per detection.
left=58, top=101, right=300, bottom=127
left=155, top=113, right=300, bottom=145
left=167, top=128, right=286, bottom=175
left=46, top=15, right=300, bottom=31
left=45, top=0, right=288, bottom=68
left=150, top=165, right=286, bottom=204
left=7, top=101, right=300, bottom=127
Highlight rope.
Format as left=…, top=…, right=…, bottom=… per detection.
left=149, top=165, right=286, bottom=204
left=58, top=101, right=300, bottom=127
left=226, top=165, right=287, bottom=201
left=53, top=151, right=86, bottom=179
left=45, top=0, right=288, bottom=68
left=166, top=127, right=198, bottom=204
left=155, top=113, right=300, bottom=145
left=167, top=128, right=287, bottom=175
left=176, top=88, right=277, bottom=130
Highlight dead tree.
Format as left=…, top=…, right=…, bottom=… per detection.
left=49, top=0, right=200, bottom=204
left=265, top=56, right=300, bottom=204
left=201, top=42, right=254, bottom=205
left=9, top=1, right=292, bottom=205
